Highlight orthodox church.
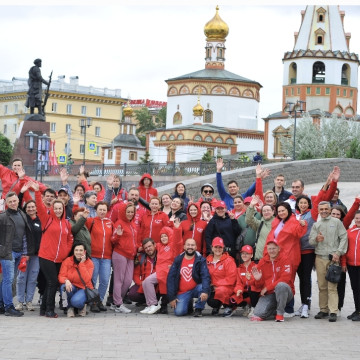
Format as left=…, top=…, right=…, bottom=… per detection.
left=263, top=5, right=359, bottom=159
left=147, top=6, right=264, bottom=163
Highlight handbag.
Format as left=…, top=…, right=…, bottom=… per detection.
left=325, top=262, right=342, bottom=283
left=75, top=267, right=100, bottom=305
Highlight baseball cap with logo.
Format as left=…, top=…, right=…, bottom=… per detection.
left=212, top=237, right=224, bottom=248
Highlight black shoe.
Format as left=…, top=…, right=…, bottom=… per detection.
left=352, top=313, right=360, bottom=321
left=98, top=303, right=107, bottom=312
left=106, top=295, right=113, bottom=307
left=314, top=311, right=329, bottom=319
left=211, top=307, right=220, bottom=316
left=59, top=298, right=64, bottom=310
left=329, top=313, right=337, bottom=322
left=90, top=303, right=100, bottom=313
left=123, top=296, right=132, bottom=305
left=187, top=304, right=194, bottom=315
left=0, top=306, right=5, bottom=314
left=159, top=306, right=168, bottom=314
left=193, top=308, right=203, bottom=317
left=5, top=307, right=24, bottom=317
left=40, top=309, right=46, bottom=316
left=63, top=308, right=68, bottom=315
left=223, top=307, right=235, bottom=317
left=347, top=311, right=358, bottom=320
left=45, top=311, right=58, bottom=318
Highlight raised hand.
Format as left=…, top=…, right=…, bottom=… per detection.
left=250, top=195, right=260, bottom=208
left=228, top=211, right=235, bottom=220
left=20, top=181, right=32, bottom=194
left=216, top=157, right=224, bottom=173
left=261, top=168, right=271, bottom=180
left=59, top=167, right=69, bottom=184
left=332, top=166, right=340, bottom=182
left=82, top=208, right=90, bottom=218
left=79, top=165, right=85, bottom=175
left=255, top=163, right=262, bottom=178
left=28, top=180, right=39, bottom=192
left=73, top=193, right=81, bottom=205
left=173, top=217, right=181, bottom=228
left=251, top=267, right=262, bottom=281
left=107, top=174, right=115, bottom=188
left=17, top=168, right=25, bottom=179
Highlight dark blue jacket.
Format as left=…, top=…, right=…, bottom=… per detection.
left=167, top=252, right=211, bottom=302
left=272, top=186, right=292, bottom=203
left=172, top=191, right=190, bottom=212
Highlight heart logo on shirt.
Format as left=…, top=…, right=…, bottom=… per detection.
left=180, top=266, right=193, bottom=282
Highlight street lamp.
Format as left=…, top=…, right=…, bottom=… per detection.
left=285, top=100, right=306, bottom=161
left=24, top=131, right=50, bottom=182
left=79, top=118, right=92, bottom=166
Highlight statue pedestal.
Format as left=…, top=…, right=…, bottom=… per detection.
left=24, top=114, right=45, bottom=122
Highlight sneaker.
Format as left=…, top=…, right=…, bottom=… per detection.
left=0, top=305, right=5, bottom=314
left=5, top=307, right=24, bottom=317
left=26, top=302, right=35, bottom=311
left=110, top=303, right=116, bottom=311
left=45, top=311, right=58, bottom=318
left=90, top=303, right=100, bottom=313
left=67, top=307, right=75, bottom=318
left=140, top=306, right=151, bottom=314
left=315, top=311, right=329, bottom=319
left=300, top=304, right=309, bottom=318
left=115, top=304, right=131, bottom=313
left=193, top=308, right=203, bottom=317
left=242, top=304, right=251, bottom=317
left=146, top=304, right=161, bottom=315
left=211, top=307, right=220, bottom=316
left=106, top=295, right=113, bottom=307
left=284, top=312, right=295, bottom=318
left=98, top=302, right=107, bottom=312
left=247, top=307, right=254, bottom=319
left=329, top=313, right=337, bottom=322
left=223, top=307, right=235, bottom=318
left=294, top=304, right=304, bottom=316
left=347, top=311, right=358, bottom=320
left=40, top=309, right=46, bottom=316
left=123, top=296, right=132, bottom=305
left=78, top=305, right=87, bottom=317
left=275, top=314, right=284, bottom=322
left=15, top=303, right=24, bottom=311
left=250, top=316, right=263, bottom=322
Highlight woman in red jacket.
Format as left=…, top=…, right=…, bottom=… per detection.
left=138, top=173, right=158, bottom=204
left=206, top=237, right=237, bottom=316
left=85, top=201, right=113, bottom=312
left=343, top=211, right=360, bottom=321
left=33, top=182, right=73, bottom=318
left=58, top=242, right=94, bottom=317
left=138, top=197, right=170, bottom=246
left=111, top=202, right=138, bottom=314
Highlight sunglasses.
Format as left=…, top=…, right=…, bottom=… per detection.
left=203, top=190, right=214, bottom=194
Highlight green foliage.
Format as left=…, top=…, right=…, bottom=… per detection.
left=346, top=138, right=360, bottom=159
left=155, top=107, right=166, bottom=128
left=134, top=107, right=156, bottom=135
left=238, top=152, right=250, bottom=162
left=0, top=133, right=13, bottom=165
left=139, top=150, right=153, bottom=164
left=201, top=150, right=213, bottom=162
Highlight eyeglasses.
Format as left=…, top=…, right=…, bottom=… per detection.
left=203, top=190, right=213, bottom=194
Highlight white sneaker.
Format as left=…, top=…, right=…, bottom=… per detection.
left=284, top=312, right=296, bottom=318
left=242, top=304, right=251, bottom=317
left=15, top=303, right=24, bottom=311
left=146, top=304, right=161, bottom=315
left=26, top=302, right=35, bottom=311
left=140, top=306, right=151, bottom=314
left=110, top=303, right=116, bottom=311
left=115, top=304, right=131, bottom=313
left=294, top=304, right=304, bottom=316
left=300, top=304, right=309, bottom=318
left=67, top=307, right=75, bottom=318
left=247, top=307, right=254, bottom=319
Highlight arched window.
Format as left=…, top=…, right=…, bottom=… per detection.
left=312, top=61, right=325, bottom=83
left=194, top=135, right=202, bottom=141
left=173, top=111, right=182, bottom=125
left=225, top=138, right=234, bottom=144
left=169, top=134, right=175, bottom=141
left=203, top=109, right=213, bottom=123
left=205, top=136, right=213, bottom=142
left=341, top=64, right=350, bottom=86
left=177, top=134, right=184, bottom=140
left=215, top=137, right=223, bottom=144
left=289, top=62, right=297, bottom=84
left=160, top=135, right=167, bottom=141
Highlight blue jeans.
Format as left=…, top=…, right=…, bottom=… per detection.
left=0, top=251, right=23, bottom=310
left=91, top=258, right=111, bottom=301
left=16, top=256, right=40, bottom=303
left=174, top=284, right=206, bottom=316
left=61, top=284, right=87, bottom=309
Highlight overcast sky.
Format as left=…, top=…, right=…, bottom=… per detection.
left=1, top=1, right=359, bottom=129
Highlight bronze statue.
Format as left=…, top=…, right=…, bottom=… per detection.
left=25, top=59, right=51, bottom=116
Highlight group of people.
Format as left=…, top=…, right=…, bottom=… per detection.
left=0, top=157, right=359, bottom=323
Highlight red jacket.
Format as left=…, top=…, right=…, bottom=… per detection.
left=85, top=217, right=113, bottom=259
left=264, top=215, right=307, bottom=268
left=156, top=227, right=183, bottom=294
left=112, top=203, right=138, bottom=260
left=343, top=198, right=360, bottom=230
left=133, top=253, right=157, bottom=293
left=80, top=180, right=105, bottom=202
left=110, top=201, right=146, bottom=230
left=35, top=191, right=73, bottom=263
left=234, top=261, right=258, bottom=294
left=255, top=252, right=294, bottom=295
left=58, top=256, right=94, bottom=289
left=206, top=252, right=237, bottom=303
left=138, top=173, right=158, bottom=203
left=138, top=210, right=170, bottom=246
left=343, top=225, right=360, bottom=266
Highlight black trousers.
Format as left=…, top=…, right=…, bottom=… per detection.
left=337, top=271, right=346, bottom=310
left=347, top=265, right=360, bottom=312
left=39, top=258, right=61, bottom=312
left=297, top=252, right=315, bottom=306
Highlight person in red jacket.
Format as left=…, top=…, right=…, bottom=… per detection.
left=206, top=237, right=237, bottom=317
left=138, top=197, right=170, bottom=246
left=343, top=211, right=360, bottom=321
left=251, top=239, right=294, bottom=322
left=58, top=242, right=94, bottom=317
left=111, top=202, right=138, bottom=314
left=32, top=182, right=73, bottom=318
left=173, top=203, right=208, bottom=256
left=85, top=201, right=113, bottom=312
left=138, top=173, right=158, bottom=204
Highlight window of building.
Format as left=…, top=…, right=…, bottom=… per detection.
left=318, top=14, right=323, bottom=22
left=80, top=144, right=85, bottom=154
left=14, top=104, right=18, bottom=114
left=160, top=135, right=167, bottom=141
left=3, top=124, right=7, bottom=134
left=226, top=138, right=234, bottom=144
left=316, top=87, right=320, bottom=95
left=173, top=112, right=182, bottom=125
left=52, top=103, right=57, bottom=112
left=4, top=105, right=8, bottom=115
left=169, top=134, right=175, bottom=141
left=341, top=64, right=350, bottom=86
left=80, top=127, right=85, bottom=135
left=50, top=122, right=56, bottom=132
left=66, top=104, right=72, bottom=114
left=13, top=124, right=17, bottom=133
left=177, top=134, right=184, bottom=140
left=316, top=35, right=323, bottom=45
left=194, top=135, right=202, bottom=141
left=337, top=88, right=340, bottom=96
left=312, top=61, right=325, bottom=83
left=343, top=89, right=347, bottom=97
left=81, top=106, right=87, bottom=115
left=94, top=146, right=100, bottom=156
left=96, top=107, right=101, bottom=117
left=326, top=88, right=330, bottom=95
left=205, top=136, right=213, bottom=142
left=297, top=88, right=300, bottom=95
left=203, top=109, right=213, bottom=123
left=350, top=90, right=354, bottom=97
left=129, top=151, right=137, bottom=161
left=306, top=87, right=311, bottom=95
left=66, top=124, right=71, bottom=134
left=291, top=88, right=294, bottom=96
left=215, top=137, right=223, bottom=143
left=285, top=89, right=288, bottom=96
left=289, top=62, right=297, bottom=84
left=95, top=127, right=100, bottom=137
left=108, top=150, right=113, bottom=160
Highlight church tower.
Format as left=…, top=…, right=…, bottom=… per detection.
left=282, top=5, right=359, bottom=116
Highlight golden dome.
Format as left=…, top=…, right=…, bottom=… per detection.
left=193, top=97, right=204, bottom=117
left=123, top=101, right=133, bottom=117
left=204, top=6, right=229, bottom=41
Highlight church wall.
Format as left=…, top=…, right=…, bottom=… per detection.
left=236, top=137, right=263, bottom=153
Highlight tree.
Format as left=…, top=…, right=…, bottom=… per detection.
left=0, top=133, right=13, bottom=165
left=202, top=150, right=213, bottom=162
left=346, top=138, right=360, bottom=159
left=134, top=107, right=156, bottom=135
left=155, top=106, right=166, bottom=128
left=139, top=151, right=153, bottom=164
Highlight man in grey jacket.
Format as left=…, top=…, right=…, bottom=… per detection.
left=309, top=201, right=348, bottom=322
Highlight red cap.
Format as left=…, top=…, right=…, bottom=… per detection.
left=212, top=237, right=224, bottom=248
left=267, top=239, right=279, bottom=246
left=215, top=200, right=227, bottom=209
left=244, top=197, right=252, bottom=204
left=18, top=257, right=27, bottom=272
left=241, top=245, right=253, bottom=254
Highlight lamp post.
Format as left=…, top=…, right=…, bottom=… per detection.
left=25, top=131, right=50, bottom=182
left=79, top=118, right=92, bottom=166
left=285, top=100, right=306, bottom=161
